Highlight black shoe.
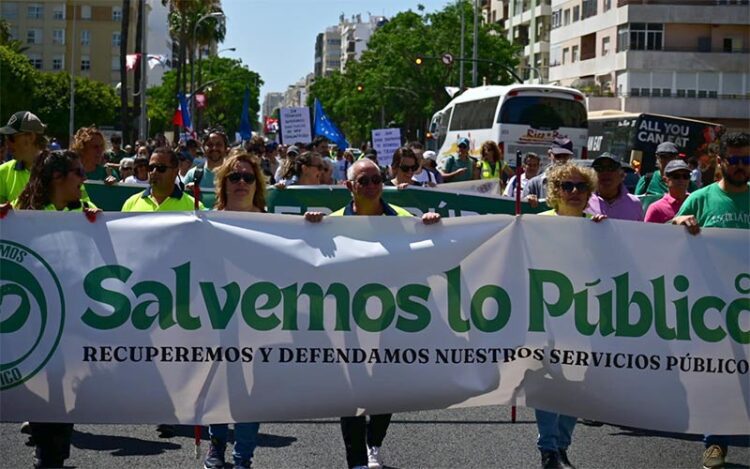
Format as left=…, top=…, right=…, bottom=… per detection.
left=203, top=437, right=226, bottom=469
left=34, top=447, right=64, bottom=468
left=541, top=450, right=564, bottom=469
left=580, top=418, right=603, bottom=427
left=558, top=449, right=576, bottom=469
left=156, top=424, right=175, bottom=438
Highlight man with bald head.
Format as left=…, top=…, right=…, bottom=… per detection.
left=304, top=158, right=438, bottom=469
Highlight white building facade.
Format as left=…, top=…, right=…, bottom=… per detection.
left=548, top=0, right=749, bottom=127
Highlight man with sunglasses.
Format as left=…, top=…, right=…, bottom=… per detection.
left=304, top=159, right=439, bottom=469
left=673, top=132, right=750, bottom=468
left=586, top=152, right=643, bottom=221
left=635, top=141, right=699, bottom=197
left=121, top=146, right=204, bottom=212
left=644, top=160, right=692, bottom=223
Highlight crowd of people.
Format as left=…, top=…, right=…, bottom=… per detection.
left=0, top=109, right=748, bottom=469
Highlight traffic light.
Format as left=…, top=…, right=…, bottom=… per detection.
left=356, top=83, right=364, bottom=92
left=415, top=55, right=424, bottom=66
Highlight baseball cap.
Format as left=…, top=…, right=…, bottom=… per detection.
left=457, top=137, right=470, bottom=148
left=592, top=152, right=623, bottom=170
left=656, top=142, right=679, bottom=155
left=0, top=111, right=47, bottom=135
left=550, top=137, right=574, bottom=156
left=664, top=159, right=690, bottom=175
left=286, top=145, right=300, bottom=157
left=423, top=150, right=437, bottom=161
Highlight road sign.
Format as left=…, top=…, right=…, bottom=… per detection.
left=441, top=53, right=454, bottom=66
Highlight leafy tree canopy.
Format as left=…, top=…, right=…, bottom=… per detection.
left=309, top=2, right=519, bottom=145
left=147, top=56, right=261, bottom=137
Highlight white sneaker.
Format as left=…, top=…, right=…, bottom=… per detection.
left=367, top=446, right=383, bottom=469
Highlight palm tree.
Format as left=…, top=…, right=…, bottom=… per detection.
left=119, top=0, right=131, bottom=142
left=163, top=0, right=224, bottom=135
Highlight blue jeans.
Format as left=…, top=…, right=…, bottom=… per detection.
left=209, top=422, right=260, bottom=463
left=535, top=409, right=577, bottom=452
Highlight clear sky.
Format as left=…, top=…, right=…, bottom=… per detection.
left=220, top=0, right=453, bottom=106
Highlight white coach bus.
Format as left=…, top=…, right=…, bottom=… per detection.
left=428, top=85, right=589, bottom=166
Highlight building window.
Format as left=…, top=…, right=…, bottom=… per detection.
left=551, top=9, right=562, bottom=29
left=662, top=88, right=671, bottom=97
left=26, top=29, right=42, bottom=44
left=53, top=29, right=65, bottom=45
left=81, top=30, right=90, bottom=46
left=602, top=36, right=610, bottom=56
left=582, top=0, right=597, bottom=19
left=1, top=3, right=19, bottom=20
left=112, top=6, right=122, bottom=21
left=112, top=32, right=121, bottom=47
left=572, top=45, right=579, bottom=62
left=53, top=4, right=65, bottom=20
left=52, top=56, right=64, bottom=70
left=724, top=38, right=743, bottom=53
left=81, top=56, right=91, bottom=71
left=28, top=55, right=43, bottom=69
left=27, top=4, right=43, bottom=20
left=573, top=6, right=580, bottom=22
left=603, top=0, right=612, bottom=11
left=563, top=9, right=570, bottom=25
left=81, top=5, right=91, bottom=20
left=617, top=23, right=663, bottom=51
left=112, top=57, right=120, bottom=71
left=562, top=47, right=569, bottom=64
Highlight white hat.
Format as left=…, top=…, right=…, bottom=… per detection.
left=423, top=151, right=437, bottom=161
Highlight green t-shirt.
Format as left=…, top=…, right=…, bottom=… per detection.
left=444, top=155, right=476, bottom=182
left=105, top=149, right=128, bottom=164
left=0, top=160, right=30, bottom=204
left=676, top=183, right=750, bottom=229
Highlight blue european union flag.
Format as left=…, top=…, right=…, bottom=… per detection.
left=239, top=86, right=252, bottom=141
left=314, top=99, right=349, bottom=149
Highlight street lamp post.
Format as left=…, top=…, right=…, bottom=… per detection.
left=190, top=11, right=224, bottom=128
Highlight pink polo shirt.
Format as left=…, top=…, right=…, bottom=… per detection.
left=586, top=184, right=643, bottom=221
left=644, top=192, right=688, bottom=224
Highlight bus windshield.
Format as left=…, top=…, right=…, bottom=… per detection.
left=499, top=96, right=587, bottom=130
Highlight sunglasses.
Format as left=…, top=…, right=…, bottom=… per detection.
left=668, top=173, right=691, bottom=180
left=399, top=164, right=419, bottom=172
left=558, top=181, right=589, bottom=193
left=725, top=155, right=750, bottom=166
left=227, top=171, right=256, bottom=184
left=148, top=164, right=174, bottom=173
left=354, top=174, right=383, bottom=186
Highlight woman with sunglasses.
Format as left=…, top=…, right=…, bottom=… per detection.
left=9, top=150, right=99, bottom=468
left=202, top=149, right=265, bottom=469
left=276, top=151, right=324, bottom=188
left=533, top=163, right=604, bottom=469
left=387, top=147, right=422, bottom=188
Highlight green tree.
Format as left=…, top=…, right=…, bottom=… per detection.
left=0, top=45, right=118, bottom=145
left=309, top=1, right=519, bottom=145
left=147, top=56, right=261, bottom=138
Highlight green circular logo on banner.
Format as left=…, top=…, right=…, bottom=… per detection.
left=0, top=240, right=65, bottom=390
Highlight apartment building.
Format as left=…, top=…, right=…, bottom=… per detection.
left=262, top=92, right=283, bottom=118
left=339, top=13, right=387, bottom=72
left=1, top=1, right=139, bottom=87
left=314, top=26, right=341, bottom=78
left=548, top=0, right=749, bottom=126
left=504, top=0, right=552, bottom=83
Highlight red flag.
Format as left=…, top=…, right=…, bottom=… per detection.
left=172, top=106, right=184, bottom=127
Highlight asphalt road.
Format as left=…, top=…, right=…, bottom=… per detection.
left=2, top=406, right=748, bottom=468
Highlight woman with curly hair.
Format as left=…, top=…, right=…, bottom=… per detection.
left=9, top=150, right=99, bottom=468
left=533, top=162, right=604, bottom=469
left=474, top=140, right=513, bottom=186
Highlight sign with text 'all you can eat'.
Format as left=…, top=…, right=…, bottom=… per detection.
left=372, top=128, right=402, bottom=167
left=280, top=107, right=312, bottom=144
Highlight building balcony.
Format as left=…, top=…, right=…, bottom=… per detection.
left=617, top=49, right=749, bottom=72
left=524, top=40, right=550, bottom=56
left=623, top=3, right=749, bottom=24
left=620, top=95, right=749, bottom=120
left=549, top=53, right=617, bottom=82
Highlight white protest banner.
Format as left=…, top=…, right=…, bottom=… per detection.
left=371, top=128, right=402, bottom=167
left=0, top=211, right=748, bottom=434
left=280, top=107, right=312, bottom=143
left=439, top=179, right=505, bottom=196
